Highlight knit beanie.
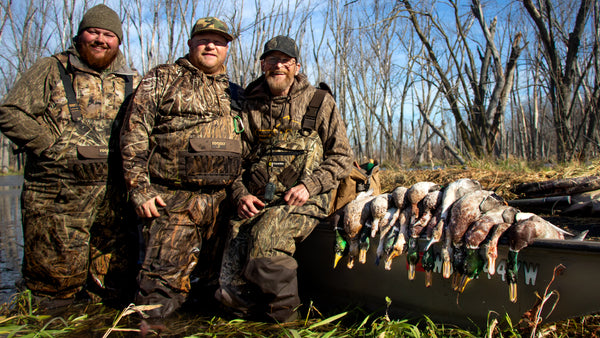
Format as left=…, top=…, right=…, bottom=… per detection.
left=77, top=4, right=123, bottom=42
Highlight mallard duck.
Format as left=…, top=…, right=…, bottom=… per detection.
left=358, top=221, right=372, bottom=264
left=374, top=206, right=400, bottom=266
left=458, top=205, right=519, bottom=292
left=506, top=213, right=570, bottom=302
left=445, top=190, right=505, bottom=288
left=422, top=207, right=441, bottom=287
left=342, top=193, right=376, bottom=269
left=383, top=206, right=409, bottom=270
left=425, top=178, right=482, bottom=252
left=369, top=193, right=391, bottom=238
left=333, top=226, right=348, bottom=268
left=407, top=190, right=442, bottom=280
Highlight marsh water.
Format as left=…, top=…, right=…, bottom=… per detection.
left=0, top=175, right=23, bottom=304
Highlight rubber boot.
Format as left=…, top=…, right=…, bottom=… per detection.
left=135, top=276, right=186, bottom=318
left=244, top=255, right=300, bottom=322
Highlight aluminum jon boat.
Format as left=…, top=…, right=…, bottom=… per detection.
left=296, top=221, right=600, bottom=328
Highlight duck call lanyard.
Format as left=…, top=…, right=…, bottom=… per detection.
left=263, top=101, right=281, bottom=201
left=54, top=56, right=133, bottom=122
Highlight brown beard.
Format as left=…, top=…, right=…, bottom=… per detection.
left=77, top=41, right=118, bottom=71
left=265, top=70, right=295, bottom=95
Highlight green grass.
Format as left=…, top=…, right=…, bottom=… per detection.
left=0, top=291, right=548, bottom=338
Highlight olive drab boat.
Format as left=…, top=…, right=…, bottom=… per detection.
left=296, top=221, right=600, bottom=328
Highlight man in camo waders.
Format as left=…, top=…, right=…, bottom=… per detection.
left=121, top=17, right=244, bottom=318
left=215, top=35, right=353, bottom=322
left=0, top=4, right=140, bottom=308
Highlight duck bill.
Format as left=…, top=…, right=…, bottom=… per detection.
left=509, top=282, right=518, bottom=303
left=487, top=256, right=496, bottom=275
left=458, top=275, right=472, bottom=293
left=424, top=271, right=433, bottom=288
left=384, top=252, right=397, bottom=271
left=442, top=260, right=452, bottom=279
left=333, top=253, right=343, bottom=269
left=346, top=257, right=355, bottom=270
left=486, top=245, right=498, bottom=275
left=359, top=249, right=368, bottom=264
left=408, top=264, right=416, bottom=280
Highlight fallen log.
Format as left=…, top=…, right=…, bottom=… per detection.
left=511, top=176, right=600, bottom=198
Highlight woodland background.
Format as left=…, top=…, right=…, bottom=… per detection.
left=1, top=0, right=599, bottom=172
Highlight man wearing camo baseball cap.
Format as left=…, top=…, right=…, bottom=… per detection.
left=190, top=17, right=234, bottom=41
left=121, top=16, right=243, bottom=318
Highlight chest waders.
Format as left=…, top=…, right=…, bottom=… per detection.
left=54, top=57, right=133, bottom=184
left=248, top=87, right=329, bottom=202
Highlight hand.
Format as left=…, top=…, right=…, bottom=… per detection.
left=136, top=195, right=166, bottom=218
left=284, top=184, right=309, bottom=206
left=238, top=194, right=265, bottom=219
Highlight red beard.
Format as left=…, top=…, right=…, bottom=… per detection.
left=77, top=41, right=118, bottom=70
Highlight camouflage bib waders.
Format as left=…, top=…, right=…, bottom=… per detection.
left=21, top=53, right=138, bottom=303
left=124, top=59, right=243, bottom=318
left=218, top=129, right=330, bottom=322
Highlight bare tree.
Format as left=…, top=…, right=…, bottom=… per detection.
left=522, top=0, right=594, bottom=162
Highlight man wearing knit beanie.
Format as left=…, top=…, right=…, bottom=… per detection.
left=75, top=4, right=123, bottom=70
left=0, top=4, right=140, bottom=309
left=78, top=4, right=123, bottom=42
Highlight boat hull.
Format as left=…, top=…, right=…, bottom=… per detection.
left=296, top=221, right=600, bottom=327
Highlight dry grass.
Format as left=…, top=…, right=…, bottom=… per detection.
left=380, top=159, right=600, bottom=200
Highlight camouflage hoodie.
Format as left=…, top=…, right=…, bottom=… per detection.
left=121, top=56, right=242, bottom=208
left=0, top=45, right=139, bottom=180
left=231, top=73, right=353, bottom=203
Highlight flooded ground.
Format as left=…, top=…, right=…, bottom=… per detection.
left=0, top=175, right=23, bottom=304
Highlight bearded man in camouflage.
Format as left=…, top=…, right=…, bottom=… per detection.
left=0, top=5, right=140, bottom=307
left=120, top=17, right=243, bottom=318
left=215, top=35, right=353, bottom=322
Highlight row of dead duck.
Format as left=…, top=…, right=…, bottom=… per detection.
left=332, top=178, right=587, bottom=303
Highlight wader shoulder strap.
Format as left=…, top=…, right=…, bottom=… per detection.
left=302, top=88, right=327, bottom=133
left=54, top=56, right=133, bottom=122
left=54, top=56, right=82, bottom=122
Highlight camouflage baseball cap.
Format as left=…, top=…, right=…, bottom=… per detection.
left=190, top=17, right=234, bottom=41
left=260, top=35, right=299, bottom=60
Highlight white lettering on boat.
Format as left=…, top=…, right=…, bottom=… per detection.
left=423, top=254, right=539, bottom=286
left=523, top=262, right=539, bottom=285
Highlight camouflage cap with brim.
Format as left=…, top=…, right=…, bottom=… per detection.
left=191, top=17, right=234, bottom=41
left=260, top=35, right=299, bottom=60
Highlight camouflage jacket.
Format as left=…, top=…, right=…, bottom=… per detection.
left=0, top=46, right=139, bottom=181
left=121, top=56, right=242, bottom=208
left=231, top=73, right=353, bottom=203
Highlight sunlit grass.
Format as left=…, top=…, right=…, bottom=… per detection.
left=0, top=290, right=87, bottom=337
left=4, top=290, right=594, bottom=337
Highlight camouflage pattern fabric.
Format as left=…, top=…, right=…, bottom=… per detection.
left=247, top=130, right=323, bottom=197
left=0, top=47, right=140, bottom=301
left=219, top=192, right=330, bottom=286
left=121, top=56, right=243, bottom=318
left=230, top=73, right=353, bottom=202
left=218, top=73, right=352, bottom=322
left=135, top=185, right=226, bottom=318
left=121, top=56, right=242, bottom=208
